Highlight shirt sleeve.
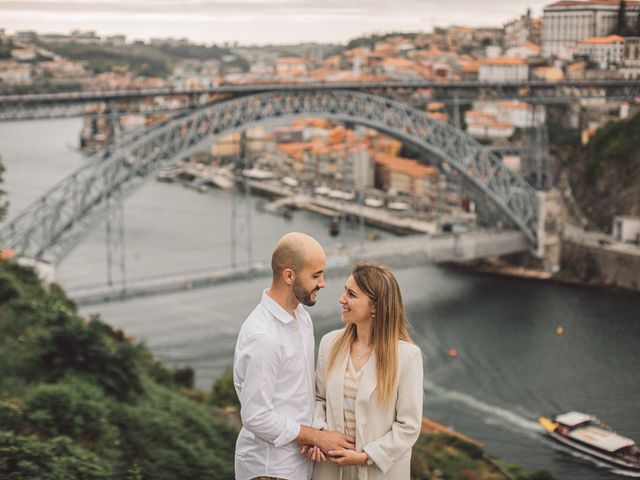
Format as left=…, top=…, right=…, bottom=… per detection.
left=234, top=332, right=301, bottom=447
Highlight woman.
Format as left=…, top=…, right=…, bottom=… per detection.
left=308, top=262, right=424, bottom=480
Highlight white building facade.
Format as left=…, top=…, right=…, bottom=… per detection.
left=479, top=57, right=529, bottom=82
left=575, top=34, right=625, bottom=68
left=542, top=0, right=640, bottom=59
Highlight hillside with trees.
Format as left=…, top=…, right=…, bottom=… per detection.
left=551, top=110, right=640, bottom=231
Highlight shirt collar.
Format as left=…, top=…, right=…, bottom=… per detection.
left=261, top=289, right=306, bottom=324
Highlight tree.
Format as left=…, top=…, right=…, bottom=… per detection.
left=615, top=0, right=630, bottom=36
left=0, top=157, right=7, bottom=222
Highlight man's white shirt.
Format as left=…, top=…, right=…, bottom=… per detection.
left=233, top=289, right=315, bottom=480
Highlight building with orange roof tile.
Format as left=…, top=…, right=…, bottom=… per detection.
left=276, top=57, right=307, bottom=76
left=479, top=56, right=529, bottom=82
left=506, top=43, right=542, bottom=58
left=467, top=121, right=516, bottom=139
left=532, top=65, right=565, bottom=81
left=427, top=112, right=449, bottom=122
left=576, top=34, right=625, bottom=68
left=375, top=153, right=438, bottom=197
left=542, top=0, right=640, bottom=58
left=460, top=61, right=480, bottom=81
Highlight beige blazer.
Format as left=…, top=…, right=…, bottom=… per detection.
left=312, top=329, right=424, bottom=480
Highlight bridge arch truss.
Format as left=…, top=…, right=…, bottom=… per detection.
left=0, top=90, right=539, bottom=264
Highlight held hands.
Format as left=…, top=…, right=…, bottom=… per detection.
left=315, top=430, right=355, bottom=452
left=327, top=449, right=369, bottom=467
left=300, top=446, right=368, bottom=466
left=300, top=445, right=326, bottom=462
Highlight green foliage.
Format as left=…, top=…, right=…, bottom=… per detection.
left=23, top=380, right=108, bottom=443
left=0, top=432, right=110, bottom=479
left=547, top=122, right=580, bottom=148
left=411, top=434, right=503, bottom=479
left=0, top=260, right=238, bottom=478
left=528, top=469, right=558, bottom=480
left=173, top=366, right=195, bottom=389
left=0, top=159, right=7, bottom=221
left=210, top=367, right=239, bottom=408
left=0, top=38, right=13, bottom=59
left=586, top=112, right=640, bottom=185
left=35, top=315, right=143, bottom=399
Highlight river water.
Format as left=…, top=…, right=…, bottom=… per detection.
left=1, top=118, right=639, bottom=479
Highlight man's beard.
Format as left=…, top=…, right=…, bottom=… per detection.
left=293, top=278, right=317, bottom=306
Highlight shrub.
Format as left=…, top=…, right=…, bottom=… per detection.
left=210, top=367, right=239, bottom=408
left=23, top=381, right=107, bottom=443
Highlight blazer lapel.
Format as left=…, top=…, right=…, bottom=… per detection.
left=327, top=352, right=349, bottom=433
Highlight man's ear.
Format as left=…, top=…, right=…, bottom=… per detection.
left=282, top=268, right=295, bottom=286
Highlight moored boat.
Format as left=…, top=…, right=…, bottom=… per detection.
left=539, top=412, right=640, bottom=472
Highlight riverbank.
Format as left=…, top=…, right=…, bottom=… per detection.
left=452, top=252, right=640, bottom=296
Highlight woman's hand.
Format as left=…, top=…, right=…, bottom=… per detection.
left=300, top=445, right=327, bottom=462
left=327, top=449, right=369, bottom=467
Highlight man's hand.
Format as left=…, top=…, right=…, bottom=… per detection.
left=314, top=430, right=355, bottom=452
left=328, top=449, right=368, bottom=467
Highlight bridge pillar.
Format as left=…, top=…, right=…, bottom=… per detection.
left=536, top=189, right=562, bottom=272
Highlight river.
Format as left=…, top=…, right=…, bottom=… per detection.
left=1, top=118, right=639, bottom=479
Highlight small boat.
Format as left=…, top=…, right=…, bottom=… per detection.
left=242, top=168, right=274, bottom=180
left=539, top=412, right=640, bottom=472
left=327, top=189, right=354, bottom=201
left=388, top=201, right=410, bottom=211
left=329, top=217, right=340, bottom=237
left=210, top=166, right=234, bottom=190
left=364, top=197, right=384, bottom=208
left=281, top=176, right=299, bottom=188
left=314, top=186, right=330, bottom=196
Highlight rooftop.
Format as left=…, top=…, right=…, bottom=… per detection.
left=569, top=426, right=636, bottom=452
left=579, top=35, right=625, bottom=44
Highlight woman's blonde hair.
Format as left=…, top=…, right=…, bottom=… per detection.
left=326, top=261, right=412, bottom=407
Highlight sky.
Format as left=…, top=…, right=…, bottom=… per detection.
left=0, top=0, right=551, bottom=45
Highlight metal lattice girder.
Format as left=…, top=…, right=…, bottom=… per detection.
left=0, top=90, right=540, bottom=264
left=2, top=80, right=640, bottom=120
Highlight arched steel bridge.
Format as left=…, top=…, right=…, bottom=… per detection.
left=2, top=79, right=640, bottom=120
left=0, top=90, right=540, bottom=265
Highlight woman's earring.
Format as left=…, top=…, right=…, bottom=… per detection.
left=371, top=311, right=375, bottom=317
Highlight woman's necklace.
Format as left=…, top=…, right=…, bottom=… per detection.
left=353, top=345, right=371, bottom=361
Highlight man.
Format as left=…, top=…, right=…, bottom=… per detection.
left=233, top=232, right=355, bottom=480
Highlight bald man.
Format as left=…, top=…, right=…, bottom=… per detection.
left=233, top=233, right=355, bottom=480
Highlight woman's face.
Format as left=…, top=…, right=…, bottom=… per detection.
left=339, top=275, right=374, bottom=326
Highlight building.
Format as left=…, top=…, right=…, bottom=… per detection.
left=612, top=216, right=640, bottom=243
left=506, top=43, right=542, bottom=58
left=479, top=56, right=529, bottom=82
left=504, top=11, right=542, bottom=48
left=542, top=0, right=640, bottom=59
left=0, top=60, right=31, bottom=83
left=621, top=36, right=640, bottom=77
left=375, top=154, right=438, bottom=197
left=575, top=34, right=625, bottom=68
left=275, top=57, right=307, bottom=77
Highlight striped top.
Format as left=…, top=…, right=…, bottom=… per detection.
left=343, top=355, right=366, bottom=438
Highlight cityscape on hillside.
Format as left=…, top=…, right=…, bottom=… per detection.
left=1, top=1, right=640, bottom=479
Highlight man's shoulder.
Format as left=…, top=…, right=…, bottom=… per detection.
left=238, top=303, right=274, bottom=340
